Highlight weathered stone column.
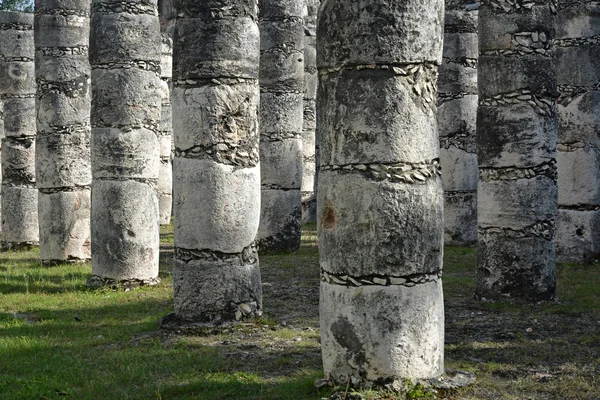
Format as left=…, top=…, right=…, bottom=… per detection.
left=257, top=0, right=304, bottom=252
left=88, top=0, right=161, bottom=286
left=318, top=0, right=445, bottom=386
left=168, top=0, right=263, bottom=324
left=301, top=0, right=318, bottom=224
left=35, top=0, right=91, bottom=263
left=476, top=1, right=557, bottom=301
left=158, top=33, right=172, bottom=225
left=0, top=11, right=39, bottom=250
left=555, top=1, right=600, bottom=263
left=438, top=1, right=478, bottom=245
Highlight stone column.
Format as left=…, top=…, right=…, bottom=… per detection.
left=318, top=0, right=445, bottom=386
left=301, top=0, right=318, bottom=224
left=257, top=0, right=304, bottom=252
left=35, top=0, right=91, bottom=263
left=476, top=1, right=557, bottom=301
left=169, top=0, right=263, bottom=324
left=88, top=0, right=161, bottom=286
left=0, top=11, right=39, bottom=250
left=438, top=1, right=478, bottom=245
left=555, top=1, right=600, bottom=263
left=158, top=33, right=172, bottom=226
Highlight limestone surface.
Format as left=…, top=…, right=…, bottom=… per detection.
left=0, top=11, right=39, bottom=250
left=158, top=33, right=172, bottom=225
left=476, top=1, right=557, bottom=301
left=35, top=0, right=92, bottom=263
left=170, top=0, right=262, bottom=323
left=437, top=1, right=478, bottom=245
left=317, top=0, right=445, bottom=386
left=555, top=0, right=600, bottom=262
left=301, top=0, right=318, bottom=224
left=257, top=0, right=304, bottom=252
left=89, top=0, right=161, bottom=285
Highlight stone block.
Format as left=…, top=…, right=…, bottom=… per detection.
left=444, top=190, right=477, bottom=245
left=38, top=189, right=91, bottom=261
left=1, top=186, right=38, bottom=245
left=173, top=158, right=260, bottom=253
left=556, top=209, right=600, bottom=263
left=440, top=146, right=477, bottom=192
left=260, top=137, right=302, bottom=189
left=557, top=147, right=600, bottom=206
left=259, top=92, right=303, bottom=134
left=318, top=169, right=443, bottom=277
left=257, top=188, right=302, bottom=252
left=320, top=280, right=444, bottom=385
left=91, top=179, right=159, bottom=281
left=36, top=129, right=91, bottom=188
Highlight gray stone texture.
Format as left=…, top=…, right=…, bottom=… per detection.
left=35, top=0, right=92, bottom=263
left=555, top=0, right=600, bottom=262
left=171, top=0, right=262, bottom=323
left=301, top=0, right=318, bottom=224
left=89, top=0, right=161, bottom=284
left=476, top=1, right=557, bottom=301
left=257, top=0, right=304, bottom=252
left=158, top=33, right=172, bottom=225
left=0, top=11, right=39, bottom=249
left=437, top=1, right=478, bottom=245
left=317, top=0, right=445, bottom=386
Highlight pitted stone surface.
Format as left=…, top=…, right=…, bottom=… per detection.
left=257, top=0, right=304, bottom=252
left=0, top=11, right=39, bottom=249
left=476, top=0, right=557, bottom=301
left=35, top=0, right=92, bottom=262
left=158, top=32, right=172, bottom=225
left=89, top=0, right=161, bottom=283
left=171, top=0, right=263, bottom=324
left=555, top=0, right=600, bottom=262
left=317, top=0, right=445, bottom=385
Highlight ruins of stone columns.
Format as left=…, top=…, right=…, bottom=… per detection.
left=438, top=1, right=478, bottom=245
left=257, top=0, right=304, bottom=252
left=88, top=0, right=161, bottom=286
left=555, top=0, right=600, bottom=263
left=168, top=0, right=262, bottom=324
left=0, top=11, right=39, bottom=250
left=301, top=0, right=318, bottom=224
left=35, top=0, right=91, bottom=263
left=476, top=1, right=557, bottom=300
left=158, top=33, right=172, bottom=226
left=318, top=0, right=445, bottom=385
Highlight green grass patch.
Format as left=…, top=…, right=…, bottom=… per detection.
left=1, top=224, right=599, bottom=399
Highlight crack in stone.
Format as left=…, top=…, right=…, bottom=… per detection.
left=174, top=77, right=257, bottom=89
left=437, top=91, right=475, bottom=105
left=38, top=123, right=90, bottom=136
left=261, top=184, right=300, bottom=191
left=38, top=76, right=90, bottom=97
left=479, top=160, right=557, bottom=181
left=440, top=130, right=476, bottom=152
left=92, top=60, right=160, bottom=75
left=86, top=275, right=160, bottom=289
left=175, top=3, right=258, bottom=21
left=92, top=1, right=158, bottom=16
left=319, top=63, right=439, bottom=112
left=442, top=57, right=478, bottom=68
left=92, top=121, right=160, bottom=133
left=557, top=0, right=600, bottom=10
left=480, top=89, right=556, bottom=116
left=35, top=8, right=89, bottom=17
left=559, top=204, right=600, bottom=211
left=94, top=176, right=158, bottom=188
left=0, top=56, right=33, bottom=62
left=260, top=131, right=301, bottom=141
left=321, top=159, right=441, bottom=184
left=321, top=269, right=442, bottom=287
left=487, top=0, right=556, bottom=14
left=558, top=83, right=600, bottom=106
left=175, top=138, right=259, bottom=168
left=481, top=31, right=553, bottom=57
left=555, top=34, right=600, bottom=48
left=0, top=23, right=32, bottom=31
left=0, top=93, right=35, bottom=100
left=37, top=46, right=89, bottom=58
left=38, top=185, right=91, bottom=194
left=479, top=219, right=555, bottom=240
left=175, top=243, right=258, bottom=265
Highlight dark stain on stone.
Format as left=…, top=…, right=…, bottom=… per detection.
left=331, top=316, right=366, bottom=368
left=321, top=200, right=336, bottom=231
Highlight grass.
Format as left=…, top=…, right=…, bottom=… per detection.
left=1, top=224, right=599, bottom=399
